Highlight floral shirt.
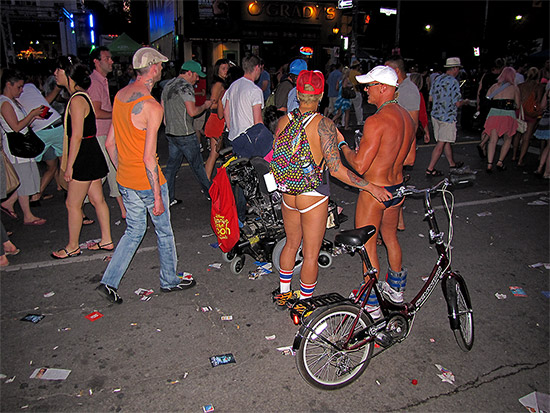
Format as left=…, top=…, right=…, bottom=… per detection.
left=430, top=74, right=462, bottom=123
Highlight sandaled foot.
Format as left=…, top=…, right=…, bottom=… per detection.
left=51, top=247, right=82, bottom=259
left=82, top=216, right=95, bottom=225
left=88, top=241, right=114, bottom=251
left=1, top=206, right=18, bottom=220
left=496, top=160, right=507, bottom=171
left=426, top=168, right=443, bottom=177
left=486, top=162, right=493, bottom=174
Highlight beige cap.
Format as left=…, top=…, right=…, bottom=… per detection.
left=132, top=47, right=168, bottom=70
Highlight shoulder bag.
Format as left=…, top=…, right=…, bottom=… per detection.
left=1, top=148, right=20, bottom=196
left=0, top=98, right=45, bottom=158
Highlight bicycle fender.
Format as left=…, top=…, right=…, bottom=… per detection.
left=292, top=307, right=328, bottom=351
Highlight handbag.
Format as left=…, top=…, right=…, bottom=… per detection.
left=342, top=85, right=356, bottom=99
left=5, top=128, right=45, bottom=158
left=2, top=149, right=20, bottom=195
left=517, top=106, right=527, bottom=134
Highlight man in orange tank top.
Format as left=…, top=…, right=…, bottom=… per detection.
left=96, top=47, right=196, bottom=304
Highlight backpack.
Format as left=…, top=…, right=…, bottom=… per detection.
left=523, top=89, right=543, bottom=118
left=209, top=166, right=239, bottom=253
left=270, top=109, right=324, bottom=195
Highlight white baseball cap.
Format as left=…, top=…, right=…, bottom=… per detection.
left=133, top=47, right=168, bottom=70
left=356, top=65, right=398, bottom=87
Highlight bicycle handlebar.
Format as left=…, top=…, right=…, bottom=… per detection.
left=392, top=178, right=450, bottom=199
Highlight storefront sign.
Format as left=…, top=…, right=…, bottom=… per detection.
left=246, top=2, right=336, bottom=22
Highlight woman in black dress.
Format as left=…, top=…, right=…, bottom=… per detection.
left=51, top=56, right=113, bottom=259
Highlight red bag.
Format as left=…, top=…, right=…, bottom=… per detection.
left=209, top=167, right=239, bottom=253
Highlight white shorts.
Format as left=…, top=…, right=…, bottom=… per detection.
left=431, top=117, right=457, bottom=143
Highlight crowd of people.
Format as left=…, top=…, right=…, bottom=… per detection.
left=1, top=47, right=548, bottom=316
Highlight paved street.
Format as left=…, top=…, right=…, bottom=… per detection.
left=1, top=126, right=548, bottom=412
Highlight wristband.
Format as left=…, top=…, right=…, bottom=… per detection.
left=338, top=141, right=348, bottom=150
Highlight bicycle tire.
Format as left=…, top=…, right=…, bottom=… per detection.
left=446, top=278, right=474, bottom=351
left=295, top=304, right=373, bottom=390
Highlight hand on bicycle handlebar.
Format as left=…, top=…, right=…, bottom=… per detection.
left=391, top=178, right=450, bottom=198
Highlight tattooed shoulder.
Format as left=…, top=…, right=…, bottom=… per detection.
left=132, top=101, right=144, bottom=115
left=127, top=92, right=144, bottom=102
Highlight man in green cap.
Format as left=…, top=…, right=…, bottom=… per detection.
left=161, top=60, right=212, bottom=206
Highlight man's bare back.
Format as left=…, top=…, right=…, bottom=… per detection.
left=354, top=103, right=415, bottom=187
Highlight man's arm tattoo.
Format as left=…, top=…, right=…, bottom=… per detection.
left=318, top=118, right=340, bottom=173
left=145, top=164, right=160, bottom=192
left=347, top=170, right=368, bottom=188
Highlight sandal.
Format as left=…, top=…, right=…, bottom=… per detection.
left=426, top=168, right=443, bottom=177
left=496, top=160, right=507, bottom=171
left=1, top=206, right=18, bottom=220
left=51, top=247, right=82, bottom=259
left=82, top=216, right=95, bottom=226
left=88, top=241, right=114, bottom=251
left=486, top=162, right=493, bottom=174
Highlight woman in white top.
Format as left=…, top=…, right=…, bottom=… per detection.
left=0, top=69, right=47, bottom=225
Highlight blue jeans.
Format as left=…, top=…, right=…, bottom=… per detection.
left=100, top=183, right=181, bottom=289
left=164, top=133, right=211, bottom=201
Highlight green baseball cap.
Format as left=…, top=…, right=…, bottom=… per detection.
left=181, top=60, right=206, bottom=77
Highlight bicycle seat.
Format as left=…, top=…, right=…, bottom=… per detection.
left=335, top=225, right=376, bottom=247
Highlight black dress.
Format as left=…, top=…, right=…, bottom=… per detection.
left=66, top=93, right=108, bottom=181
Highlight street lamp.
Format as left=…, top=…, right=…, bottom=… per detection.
left=515, top=15, right=523, bottom=21
left=425, top=24, right=432, bottom=32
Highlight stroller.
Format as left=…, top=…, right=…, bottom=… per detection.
left=216, top=149, right=339, bottom=275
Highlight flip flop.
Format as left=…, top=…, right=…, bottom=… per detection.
left=426, top=168, right=443, bottom=177
left=5, top=248, right=20, bottom=256
left=88, top=241, right=114, bottom=251
left=24, top=218, right=46, bottom=226
left=1, top=206, right=18, bottom=220
left=82, top=216, right=95, bottom=225
left=51, top=247, right=82, bottom=259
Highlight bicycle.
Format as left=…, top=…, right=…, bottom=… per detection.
left=289, top=178, right=474, bottom=390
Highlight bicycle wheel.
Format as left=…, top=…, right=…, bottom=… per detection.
left=295, top=304, right=373, bottom=390
left=446, top=278, right=474, bottom=351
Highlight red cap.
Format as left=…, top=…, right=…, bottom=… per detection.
left=297, top=70, right=324, bottom=95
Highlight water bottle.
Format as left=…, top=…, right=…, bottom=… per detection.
left=301, top=156, right=315, bottom=186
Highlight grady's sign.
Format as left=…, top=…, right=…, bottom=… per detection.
left=246, top=2, right=337, bottom=21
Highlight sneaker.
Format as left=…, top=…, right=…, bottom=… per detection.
left=366, top=304, right=382, bottom=320
left=379, top=281, right=403, bottom=303
left=272, top=288, right=299, bottom=310
left=161, top=278, right=197, bottom=292
left=96, top=283, right=123, bottom=304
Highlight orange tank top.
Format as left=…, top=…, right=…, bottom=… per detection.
left=113, top=95, right=166, bottom=190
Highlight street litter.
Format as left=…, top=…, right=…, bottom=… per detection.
left=210, top=242, right=219, bottom=248
left=21, top=314, right=44, bottom=324
left=0, top=374, right=6, bottom=379
left=200, top=306, right=213, bottom=312
left=5, top=376, right=15, bottom=383
left=115, top=220, right=121, bottom=225
left=510, top=286, right=528, bottom=297
left=52, top=346, right=58, bottom=350
left=177, top=272, right=194, bottom=280
left=418, top=233, right=425, bottom=238
left=134, top=288, right=154, bottom=301
left=209, top=263, right=222, bottom=269
left=30, top=368, right=71, bottom=380
left=43, top=291, right=55, bottom=298
left=527, top=198, right=548, bottom=206
left=79, top=238, right=100, bottom=250
left=57, top=327, right=71, bottom=332
left=202, top=233, right=214, bottom=238
left=210, top=353, right=236, bottom=367
left=113, top=388, right=121, bottom=393
left=276, top=346, right=295, bottom=356
left=429, top=338, right=436, bottom=343
left=528, top=262, right=550, bottom=270
left=542, top=291, right=550, bottom=298
left=412, top=379, right=418, bottom=385
left=85, top=311, right=104, bottom=322
left=495, top=293, right=507, bottom=300
left=203, top=404, right=215, bottom=413
left=375, top=380, right=381, bottom=386
left=265, top=335, right=276, bottom=340
left=221, top=315, right=233, bottom=321
left=518, top=391, right=550, bottom=413
left=476, top=211, right=492, bottom=217
left=435, top=364, right=455, bottom=384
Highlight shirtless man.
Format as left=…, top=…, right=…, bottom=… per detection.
left=339, top=66, right=415, bottom=313
left=96, top=47, right=195, bottom=304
